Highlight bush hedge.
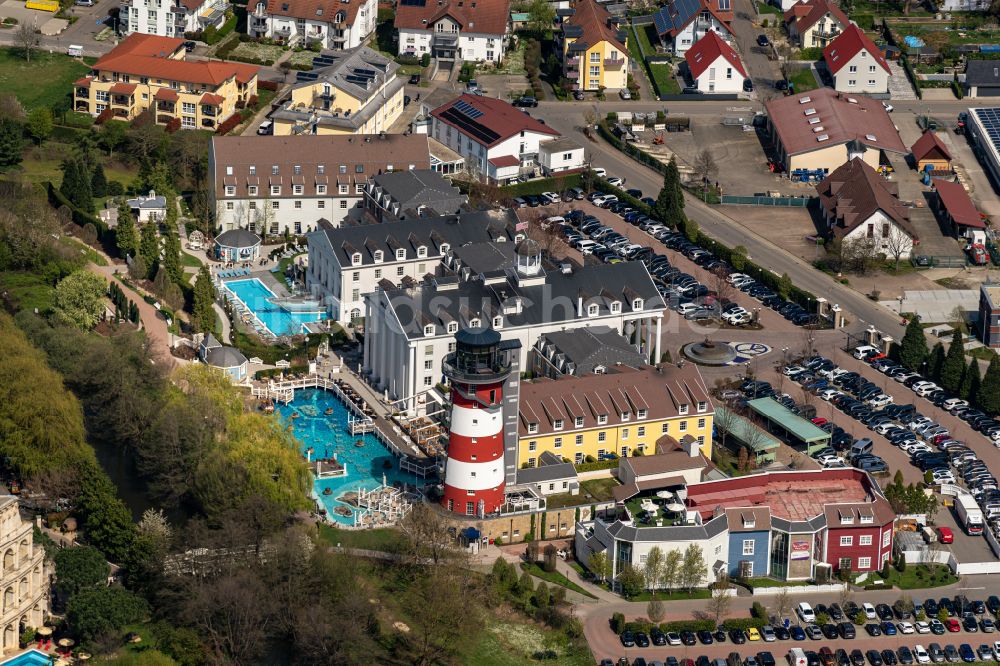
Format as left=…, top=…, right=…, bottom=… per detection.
left=255, top=365, right=310, bottom=379
left=721, top=617, right=766, bottom=631
left=661, top=619, right=716, bottom=633
left=574, top=459, right=618, bottom=472
left=900, top=57, right=923, bottom=100
left=46, top=181, right=110, bottom=241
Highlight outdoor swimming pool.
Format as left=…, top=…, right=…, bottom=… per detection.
left=277, top=389, right=419, bottom=525
left=224, top=278, right=327, bottom=337
left=0, top=650, right=50, bottom=666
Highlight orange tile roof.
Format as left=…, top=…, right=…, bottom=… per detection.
left=249, top=0, right=364, bottom=26
left=109, top=82, right=137, bottom=95
left=431, top=93, right=558, bottom=148
left=154, top=87, right=179, bottom=101
left=200, top=92, right=225, bottom=106
left=685, top=30, right=746, bottom=80
left=395, top=0, right=510, bottom=36
left=823, top=24, right=890, bottom=75
left=564, top=0, right=626, bottom=52
left=74, top=76, right=93, bottom=87
left=910, top=129, right=952, bottom=163
left=783, top=0, right=848, bottom=34
left=488, top=155, right=520, bottom=168
left=94, top=33, right=259, bottom=87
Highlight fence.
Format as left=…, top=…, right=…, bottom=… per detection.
left=750, top=582, right=846, bottom=596
left=720, top=195, right=815, bottom=207
left=912, top=255, right=967, bottom=268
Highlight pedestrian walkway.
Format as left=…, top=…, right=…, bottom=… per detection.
left=888, top=61, right=918, bottom=100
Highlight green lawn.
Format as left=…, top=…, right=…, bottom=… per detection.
left=0, top=48, right=89, bottom=111
left=317, top=524, right=405, bottom=552
left=0, top=272, right=56, bottom=313
left=788, top=66, right=818, bottom=92
left=520, top=563, right=598, bottom=599
left=462, top=619, right=593, bottom=666
left=632, top=24, right=658, bottom=56
left=623, top=588, right=712, bottom=601
left=59, top=236, right=107, bottom=266
left=874, top=563, right=958, bottom=589
left=14, top=142, right=136, bottom=187
left=757, top=1, right=783, bottom=15
left=180, top=251, right=203, bottom=268
left=746, top=577, right=811, bottom=588
left=545, top=476, right=620, bottom=509
left=650, top=63, right=680, bottom=95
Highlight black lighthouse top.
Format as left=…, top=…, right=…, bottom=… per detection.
left=444, top=325, right=513, bottom=384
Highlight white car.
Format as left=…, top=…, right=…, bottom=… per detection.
left=592, top=167, right=607, bottom=177
left=872, top=421, right=897, bottom=435
left=541, top=192, right=560, bottom=204
left=819, top=389, right=843, bottom=401
left=797, top=602, right=816, bottom=623
left=932, top=472, right=956, bottom=484
left=862, top=603, right=877, bottom=620
left=897, top=622, right=915, bottom=634
left=883, top=101, right=895, bottom=113
left=607, top=176, right=625, bottom=187
left=823, top=458, right=848, bottom=469
left=677, top=303, right=703, bottom=315
left=853, top=345, right=879, bottom=360
left=784, top=365, right=807, bottom=377
left=915, top=383, right=941, bottom=397
left=914, top=645, right=931, bottom=664
left=728, top=273, right=751, bottom=285
left=725, top=312, right=753, bottom=326
left=915, top=621, right=931, bottom=634
left=816, top=453, right=840, bottom=466
left=944, top=398, right=969, bottom=412
left=868, top=394, right=894, bottom=408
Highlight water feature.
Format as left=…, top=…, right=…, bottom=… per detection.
left=224, top=278, right=327, bottom=337
left=276, top=388, right=420, bottom=525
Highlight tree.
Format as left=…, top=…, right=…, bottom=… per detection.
left=928, top=342, right=945, bottom=382
left=680, top=544, right=706, bottom=592
left=899, top=316, right=928, bottom=372
left=655, top=157, right=686, bottom=227
left=401, top=569, right=482, bottom=666
left=685, top=218, right=700, bottom=243
left=91, top=163, right=108, bottom=198
left=397, top=502, right=458, bottom=566
left=14, top=21, right=39, bottom=62
left=25, top=107, right=52, bottom=146
left=647, top=598, right=665, bottom=624
left=542, top=544, right=558, bottom=572
left=705, top=575, right=731, bottom=624
left=939, top=328, right=966, bottom=394
left=162, top=227, right=183, bottom=285
left=978, top=355, right=1000, bottom=415
left=192, top=266, right=217, bottom=333
left=128, top=255, right=148, bottom=281
left=693, top=149, right=718, bottom=200
left=116, top=201, right=139, bottom=258
left=139, top=221, right=159, bottom=279
left=66, top=586, right=149, bottom=642
left=525, top=0, right=556, bottom=32
left=777, top=272, right=793, bottom=300
left=662, top=549, right=682, bottom=592
left=960, top=357, right=981, bottom=404
left=99, top=120, right=128, bottom=158
left=617, top=564, right=645, bottom=599
left=588, top=551, right=611, bottom=584
left=774, top=588, right=793, bottom=620
left=730, top=245, right=748, bottom=271
left=0, top=118, right=24, bottom=168
left=54, top=546, right=110, bottom=598
left=60, top=159, right=92, bottom=212
left=883, top=223, right=914, bottom=269
left=53, top=270, right=107, bottom=330
left=643, top=545, right=664, bottom=591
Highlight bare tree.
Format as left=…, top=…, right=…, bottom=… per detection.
left=773, top=588, right=793, bottom=620
left=15, top=21, right=39, bottom=62
left=693, top=150, right=718, bottom=200
left=705, top=574, right=732, bottom=624
left=838, top=584, right=854, bottom=610
left=882, top=223, right=914, bottom=270
left=801, top=327, right=817, bottom=359
left=402, top=568, right=483, bottom=666
left=397, top=502, right=459, bottom=566
left=647, top=598, right=666, bottom=624
left=713, top=404, right=739, bottom=451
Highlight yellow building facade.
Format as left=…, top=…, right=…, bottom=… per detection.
left=516, top=364, right=714, bottom=468
left=561, top=0, right=629, bottom=92
left=73, top=33, right=258, bottom=130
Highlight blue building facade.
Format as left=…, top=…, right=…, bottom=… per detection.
left=727, top=529, right=770, bottom=578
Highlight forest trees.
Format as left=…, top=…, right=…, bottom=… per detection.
left=192, top=266, right=216, bottom=334
left=53, top=271, right=107, bottom=330
left=655, top=157, right=686, bottom=228
left=899, top=316, right=928, bottom=372
left=60, top=158, right=94, bottom=213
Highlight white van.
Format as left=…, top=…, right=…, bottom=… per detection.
left=257, top=120, right=273, bottom=135
left=788, top=648, right=808, bottom=666
left=67, top=44, right=84, bottom=56
left=796, top=602, right=816, bottom=623
left=852, top=345, right=879, bottom=360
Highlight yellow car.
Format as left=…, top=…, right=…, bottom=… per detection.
left=745, top=627, right=761, bottom=641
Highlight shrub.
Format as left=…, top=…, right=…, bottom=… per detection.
left=420, top=53, right=431, bottom=67
left=752, top=601, right=767, bottom=619
left=258, top=80, right=280, bottom=91
left=661, top=620, right=716, bottom=633
left=722, top=618, right=766, bottom=631
left=623, top=620, right=654, bottom=634
left=611, top=612, right=626, bottom=634
left=215, top=113, right=241, bottom=135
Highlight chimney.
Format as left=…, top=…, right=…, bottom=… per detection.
left=577, top=296, right=583, bottom=317
left=681, top=435, right=699, bottom=457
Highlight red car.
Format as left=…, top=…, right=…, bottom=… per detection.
left=938, top=526, right=954, bottom=544
left=812, top=417, right=828, bottom=426
left=946, top=618, right=961, bottom=632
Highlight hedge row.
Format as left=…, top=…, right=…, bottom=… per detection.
left=900, top=57, right=923, bottom=100
left=255, top=365, right=310, bottom=379
left=573, top=458, right=618, bottom=473
left=46, top=181, right=110, bottom=241
left=619, top=619, right=717, bottom=635
left=721, top=617, right=767, bottom=631
left=258, top=80, right=280, bottom=92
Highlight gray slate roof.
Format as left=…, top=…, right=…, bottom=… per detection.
left=309, top=209, right=518, bottom=267
left=537, top=327, right=645, bottom=375
left=966, top=60, right=1000, bottom=87
left=127, top=193, right=166, bottom=209
left=451, top=241, right=517, bottom=274
left=515, top=451, right=578, bottom=485
left=605, top=513, right=728, bottom=542
left=370, top=169, right=466, bottom=212
left=216, top=229, right=262, bottom=248
left=380, top=260, right=665, bottom=340
left=205, top=345, right=248, bottom=368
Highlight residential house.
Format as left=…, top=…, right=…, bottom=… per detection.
left=518, top=364, right=715, bottom=468
left=126, top=190, right=168, bottom=223
left=124, top=0, right=228, bottom=38
left=764, top=88, right=907, bottom=174
left=529, top=327, right=645, bottom=379
left=363, top=241, right=665, bottom=413
left=816, top=157, right=918, bottom=259
left=964, top=60, right=1000, bottom=99
left=538, top=136, right=587, bottom=176
left=73, top=34, right=258, bottom=130
left=247, top=0, right=376, bottom=50
left=910, top=130, right=953, bottom=174
left=429, top=93, right=584, bottom=182
left=560, top=0, right=629, bottom=92
left=822, top=24, right=890, bottom=94
left=784, top=0, right=848, bottom=48
left=305, top=210, right=518, bottom=323
left=651, top=0, right=733, bottom=55
left=199, top=333, right=249, bottom=381
left=395, top=0, right=511, bottom=64
left=363, top=169, right=467, bottom=223
left=683, top=29, right=746, bottom=93
left=208, top=133, right=431, bottom=235
left=515, top=451, right=580, bottom=497
left=270, top=47, right=405, bottom=136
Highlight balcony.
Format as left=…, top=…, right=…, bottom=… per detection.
left=112, top=95, right=132, bottom=106
left=75, top=101, right=90, bottom=112
left=566, top=69, right=580, bottom=79
left=75, top=87, right=89, bottom=98
left=566, top=56, right=579, bottom=66
left=157, top=101, right=175, bottom=112
left=432, top=32, right=459, bottom=47
left=201, top=118, right=216, bottom=128
left=604, top=57, right=625, bottom=68
left=156, top=114, right=175, bottom=125
left=814, top=28, right=841, bottom=39
left=442, top=354, right=511, bottom=385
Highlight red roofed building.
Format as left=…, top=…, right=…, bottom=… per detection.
left=247, top=0, right=377, bottom=51
left=823, top=24, right=890, bottom=94
left=932, top=179, right=985, bottom=239
left=911, top=130, right=953, bottom=174
left=430, top=93, right=583, bottom=182
left=73, top=33, right=257, bottom=129
left=684, top=30, right=746, bottom=93
left=395, top=0, right=511, bottom=64
left=561, top=0, right=629, bottom=93
left=124, top=0, right=228, bottom=38
left=784, top=0, right=849, bottom=48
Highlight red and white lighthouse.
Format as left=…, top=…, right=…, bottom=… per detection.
left=441, top=326, right=513, bottom=517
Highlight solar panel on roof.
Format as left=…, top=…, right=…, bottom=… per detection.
left=345, top=75, right=372, bottom=86
left=400, top=0, right=425, bottom=5
left=353, top=68, right=377, bottom=77
left=453, top=100, right=484, bottom=119
left=440, top=107, right=500, bottom=145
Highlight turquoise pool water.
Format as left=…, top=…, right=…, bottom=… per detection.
left=1, top=651, right=50, bottom=666
left=224, top=278, right=327, bottom=337
left=277, top=389, right=419, bottom=525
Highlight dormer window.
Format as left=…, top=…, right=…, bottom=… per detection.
left=514, top=233, right=525, bottom=242
left=621, top=412, right=630, bottom=422
left=528, top=422, right=538, bottom=434
left=574, top=416, right=584, bottom=427
left=679, top=404, right=689, bottom=415
left=637, top=409, right=647, bottom=419
left=553, top=419, right=563, bottom=430
left=742, top=515, right=756, bottom=529
left=440, top=243, right=450, bottom=254
left=697, top=401, right=707, bottom=413
left=396, top=249, right=406, bottom=260
left=351, top=252, right=362, bottom=265
left=587, top=304, right=599, bottom=317
left=424, top=324, right=435, bottom=336
left=840, top=511, right=854, bottom=525
left=469, top=318, right=480, bottom=328
left=610, top=301, right=621, bottom=314
left=374, top=250, right=384, bottom=263
left=632, top=298, right=644, bottom=310
left=447, top=322, right=458, bottom=334
left=598, top=414, right=608, bottom=425
left=493, top=316, right=502, bottom=328
left=859, top=513, right=874, bottom=524
left=417, top=246, right=427, bottom=258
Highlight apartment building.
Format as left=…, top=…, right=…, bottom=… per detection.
left=124, top=0, right=228, bottom=37
left=73, top=34, right=258, bottom=130
left=651, top=0, right=734, bottom=55
left=363, top=169, right=467, bottom=223
left=247, top=0, right=376, bottom=50
left=208, top=133, right=431, bottom=235
left=823, top=25, right=890, bottom=95
left=561, top=0, right=629, bottom=92
left=517, top=364, right=715, bottom=468
left=270, top=47, right=405, bottom=136
left=395, top=0, right=511, bottom=63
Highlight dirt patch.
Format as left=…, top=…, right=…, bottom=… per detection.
left=936, top=276, right=975, bottom=290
